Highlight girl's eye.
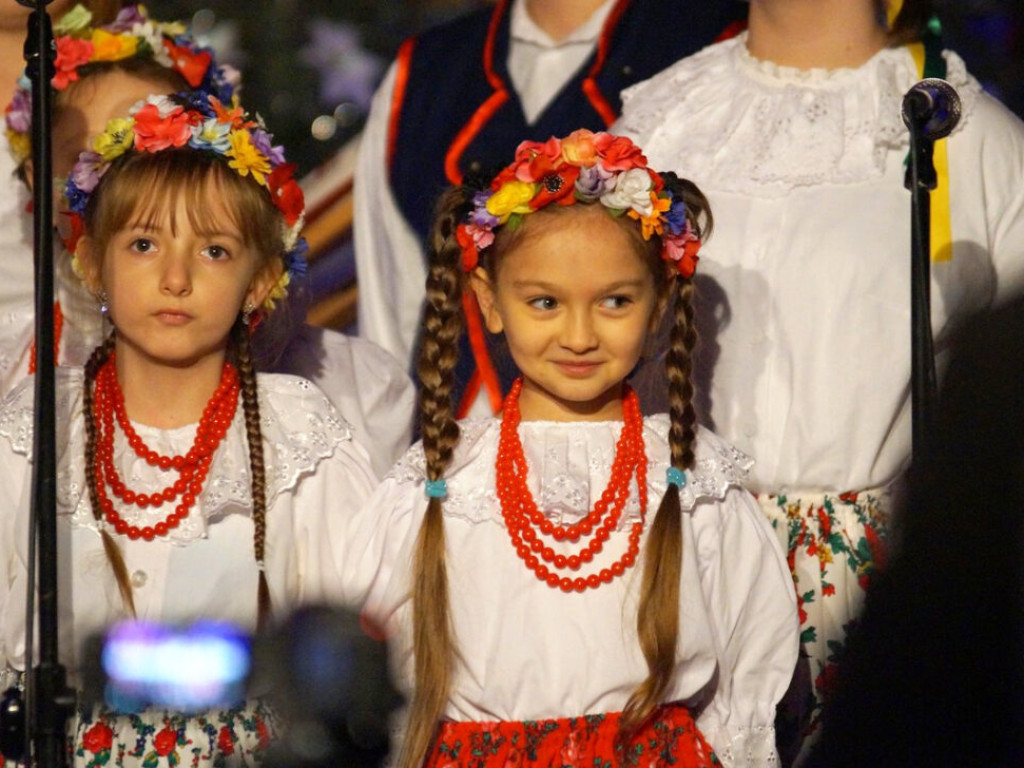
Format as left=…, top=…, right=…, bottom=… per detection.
left=202, top=244, right=230, bottom=260
left=528, top=296, right=557, bottom=311
left=129, top=237, right=155, bottom=254
left=601, top=295, right=632, bottom=310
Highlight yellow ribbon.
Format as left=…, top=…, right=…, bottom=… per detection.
left=886, top=0, right=904, bottom=29
left=907, top=42, right=953, bottom=262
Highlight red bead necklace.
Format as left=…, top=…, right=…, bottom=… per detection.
left=91, top=353, right=240, bottom=541
left=495, top=378, right=648, bottom=593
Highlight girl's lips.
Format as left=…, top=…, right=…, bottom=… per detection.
left=155, top=310, right=191, bottom=325
left=555, top=360, right=600, bottom=376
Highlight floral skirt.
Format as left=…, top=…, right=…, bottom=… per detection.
left=424, top=704, right=718, bottom=768
left=69, top=699, right=279, bottom=768
left=758, top=488, right=891, bottom=765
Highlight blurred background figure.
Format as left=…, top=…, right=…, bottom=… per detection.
left=805, top=293, right=1024, bottom=767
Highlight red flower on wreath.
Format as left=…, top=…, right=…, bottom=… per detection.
left=267, top=163, right=304, bottom=226
left=82, top=721, right=113, bottom=754
left=154, top=726, right=177, bottom=756
left=218, top=726, right=235, bottom=755
left=594, top=133, right=647, bottom=171
left=52, top=37, right=94, bottom=90
left=162, top=39, right=212, bottom=88
left=132, top=103, right=191, bottom=152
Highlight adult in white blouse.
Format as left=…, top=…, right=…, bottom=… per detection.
left=614, top=0, right=1024, bottom=760
left=353, top=0, right=745, bottom=416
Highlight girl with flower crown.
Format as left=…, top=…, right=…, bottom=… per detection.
left=338, top=129, right=799, bottom=768
left=613, top=0, right=1024, bottom=762
left=0, top=89, right=379, bottom=765
left=2, top=2, right=415, bottom=475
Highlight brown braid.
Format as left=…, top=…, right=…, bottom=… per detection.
left=400, top=188, right=470, bottom=768
left=621, top=180, right=709, bottom=738
left=231, top=319, right=271, bottom=631
left=82, top=332, right=136, bottom=617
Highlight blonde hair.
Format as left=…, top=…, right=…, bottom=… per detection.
left=404, top=182, right=712, bottom=764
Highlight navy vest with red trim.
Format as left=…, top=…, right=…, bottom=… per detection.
left=387, top=0, right=746, bottom=413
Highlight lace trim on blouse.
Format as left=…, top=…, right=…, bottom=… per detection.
left=0, top=369, right=353, bottom=544
left=617, top=34, right=981, bottom=196
left=385, top=416, right=752, bottom=528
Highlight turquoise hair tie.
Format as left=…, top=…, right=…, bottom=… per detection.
left=666, top=467, right=687, bottom=489
left=424, top=479, right=448, bottom=499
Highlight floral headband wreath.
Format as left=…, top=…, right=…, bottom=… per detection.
left=64, top=92, right=307, bottom=310
left=455, top=129, right=702, bottom=280
left=3, top=2, right=238, bottom=164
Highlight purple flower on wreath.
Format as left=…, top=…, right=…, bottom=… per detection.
left=574, top=163, right=615, bottom=201
left=664, top=199, right=688, bottom=236
left=5, top=88, right=31, bottom=133
left=469, top=190, right=499, bottom=228
left=107, top=5, right=148, bottom=33
left=70, top=151, right=103, bottom=193
left=65, top=181, right=90, bottom=215
left=250, top=129, right=285, bottom=166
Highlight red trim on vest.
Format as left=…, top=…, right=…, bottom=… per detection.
left=459, top=291, right=503, bottom=417
left=581, top=0, right=632, bottom=126
left=715, top=19, right=748, bottom=42
left=386, top=37, right=416, bottom=173
left=443, top=0, right=511, bottom=185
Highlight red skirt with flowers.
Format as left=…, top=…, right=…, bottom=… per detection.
left=70, top=699, right=279, bottom=768
left=423, top=704, right=719, bottom=768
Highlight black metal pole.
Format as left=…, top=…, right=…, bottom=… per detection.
left=22, top=0, right=73, bottom=765
left=904, top=108, right=939, bottom=461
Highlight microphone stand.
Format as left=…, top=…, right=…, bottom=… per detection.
left=903, top=98, right=940, bottom=461
left=22, top=1, right=74, bottom=765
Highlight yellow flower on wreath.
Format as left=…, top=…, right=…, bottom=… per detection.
left=486, top=180, right=536, bottom=222
left=90, top=29, right=139, bottom=62
left=226, top=130, right=271, bottom=186
left=93, top=118, right=135, bottom=161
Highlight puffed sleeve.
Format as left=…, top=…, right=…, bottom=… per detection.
left=352, top=62, right=429, bottom=371
left=693, top=487, right=800, bottom=767
left=283, top=434, right=381, bottom=605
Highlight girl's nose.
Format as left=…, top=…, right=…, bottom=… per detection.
left=559, top=308, right=598, bottom=352
left=160, top=255, right=192, bottom=297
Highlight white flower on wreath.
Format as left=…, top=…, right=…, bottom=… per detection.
left=600, top=167, right=655, bottom=217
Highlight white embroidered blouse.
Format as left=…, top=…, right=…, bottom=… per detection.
left=337, top=417, right=799, bottom=767
left=0, top=370, right=379, bottom=681
left=614, top=35, right=1024, bottom=493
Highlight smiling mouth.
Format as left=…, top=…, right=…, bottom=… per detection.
left=555, top=361, right=600, bottom=376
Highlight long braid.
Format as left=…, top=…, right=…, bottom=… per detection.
left=82, top=333, right=136, bottom=616
left=400, top=188, right=469, bottom=768
left=621, top=180, right=708, bottom=738
left=232, top=319, right=271, bottom=631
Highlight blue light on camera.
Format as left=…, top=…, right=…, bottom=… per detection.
left=102, top=619, right=251, bottom=713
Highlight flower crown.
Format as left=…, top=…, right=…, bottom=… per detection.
left=64, top=92, right=306, bottom=310
left=3, top=3, right=238, bottom=164
left=456, top=129, right=701, bottom=279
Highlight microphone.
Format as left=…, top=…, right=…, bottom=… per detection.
left=902, top=78, right=962, bottom=141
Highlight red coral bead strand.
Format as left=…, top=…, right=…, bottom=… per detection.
left=495, top=378, right=648, bottom=592
left=91, top=354, right=239, bottom=540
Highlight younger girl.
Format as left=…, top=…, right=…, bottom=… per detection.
left=342, top=130, right=799, bottom=767
left=0, top=90, right=378, bottom=765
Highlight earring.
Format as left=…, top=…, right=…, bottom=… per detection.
left=97, top=290, right=109, bottom=315
left=242, top=301, right=256, bottom=326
